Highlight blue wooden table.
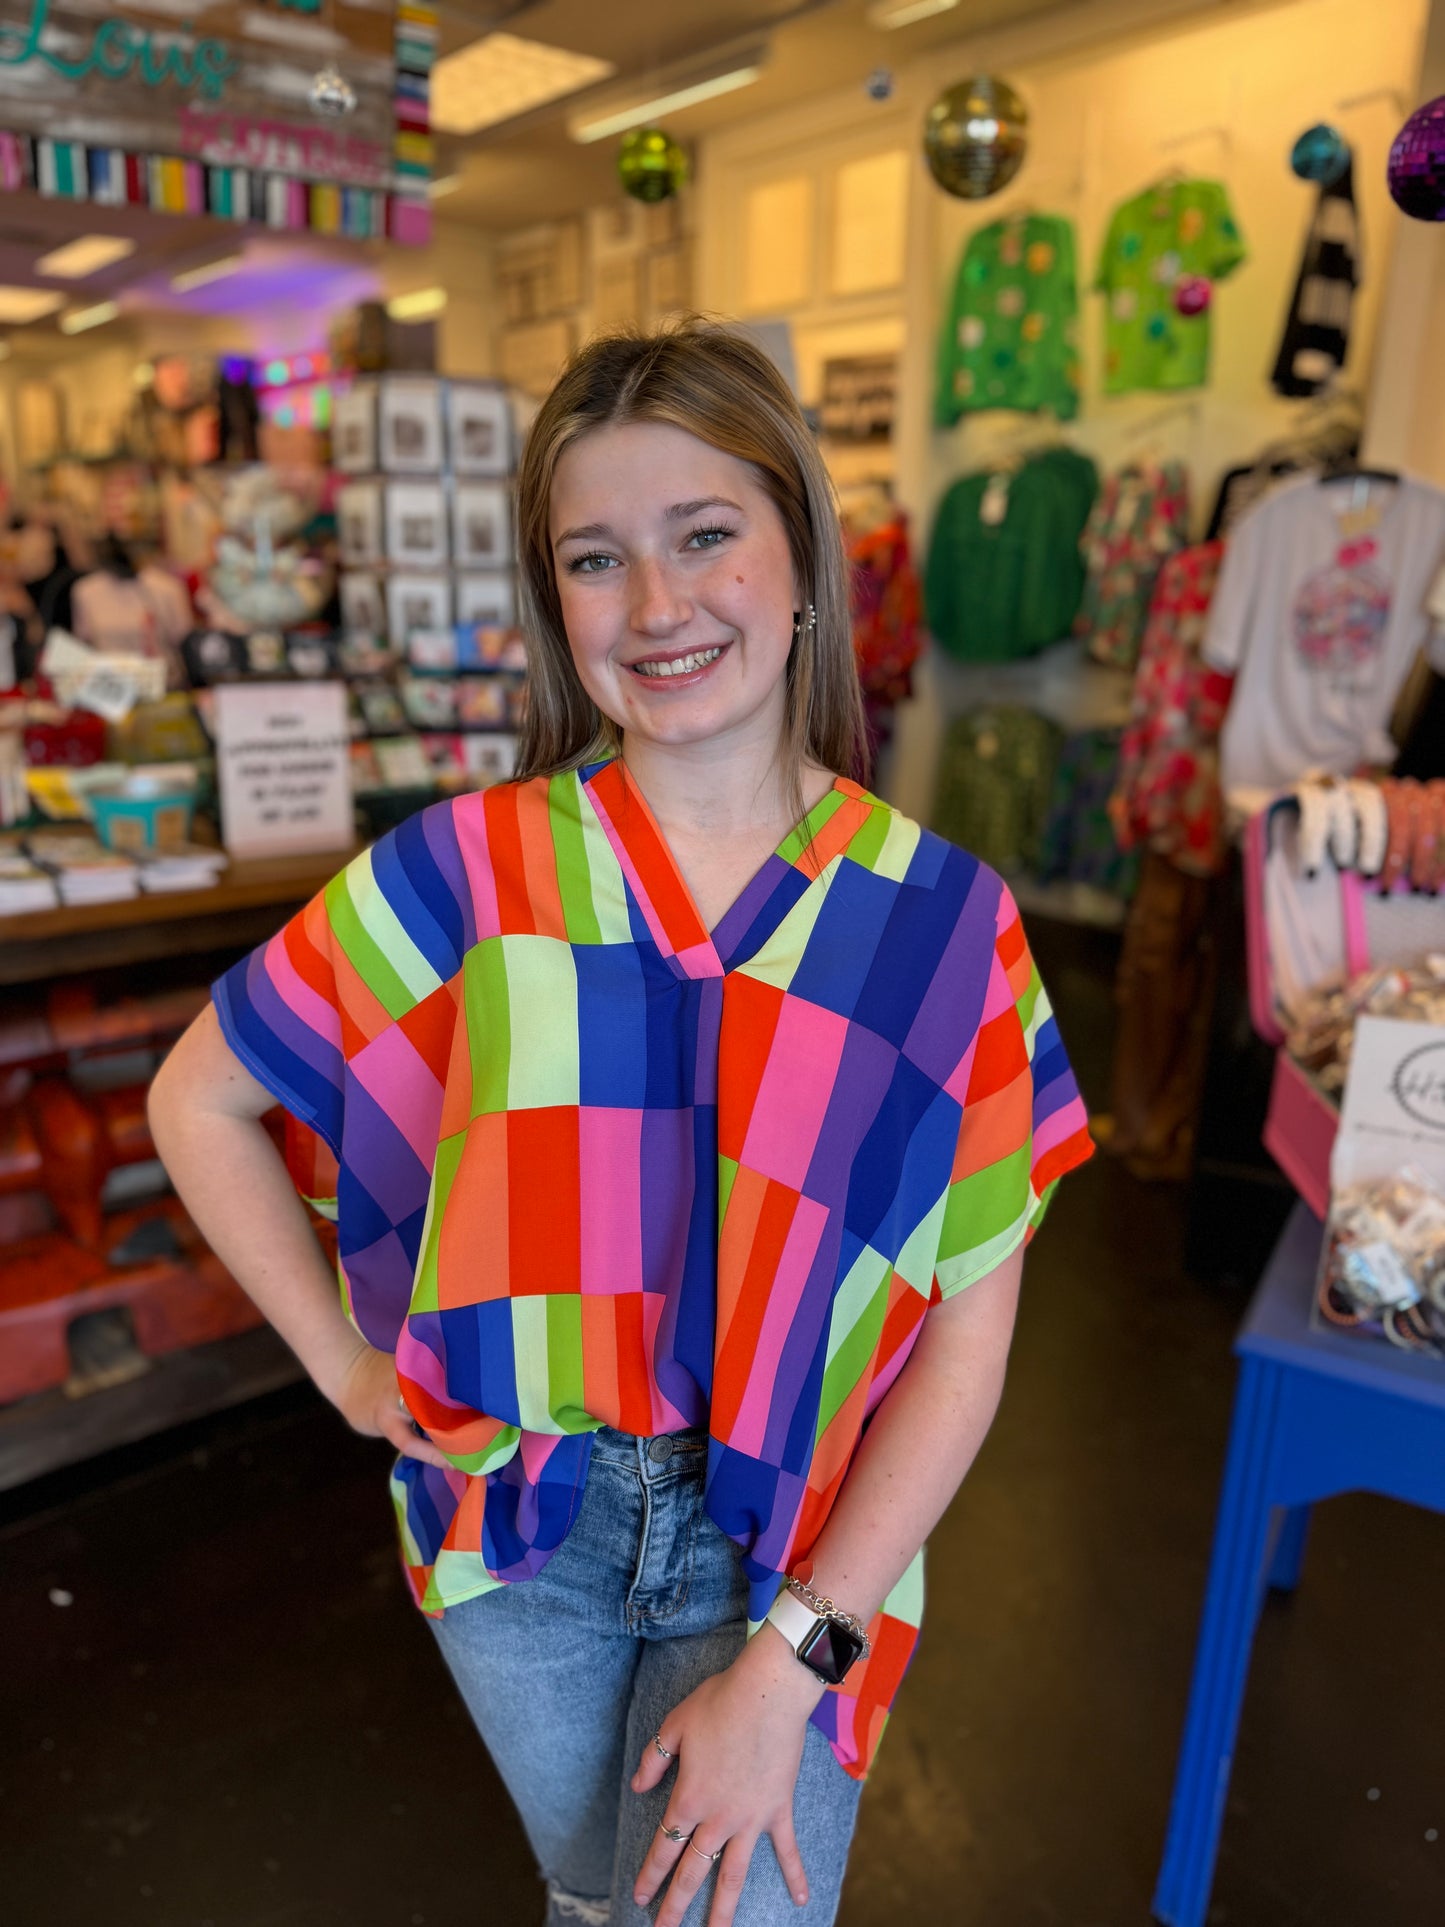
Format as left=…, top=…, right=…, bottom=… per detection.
left=1153, top=1201, right=1445, bottom=1927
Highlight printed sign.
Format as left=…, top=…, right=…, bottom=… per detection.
left=214, top=681, right=352, bottom=860
left=1332, top=1015, right=1445, bottom=1193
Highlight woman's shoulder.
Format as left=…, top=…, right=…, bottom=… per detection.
left=848, top=787, right=1014, bottom=912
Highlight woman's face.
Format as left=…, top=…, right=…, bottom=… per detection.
left=549, top=420, right=800, bottom=758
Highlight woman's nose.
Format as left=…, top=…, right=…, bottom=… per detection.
left=630, top=557, right=689, bottom=635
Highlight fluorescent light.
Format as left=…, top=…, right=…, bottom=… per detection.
left=170, top=254, right=245, bottom=292
left=0, top=286, right=65, bottom=323
left=866, top=0, right=959, bottom=27
left=432, top=32, right=614, bottom=136
left=60, top=300, right=119, bottom=335
left=429, top=174, right=462, bottom=199
left=570, top=64, right=761, bottom=143
left=36, top=235, right=136, bottom=279
left=386, top=287, right=447, bottom=321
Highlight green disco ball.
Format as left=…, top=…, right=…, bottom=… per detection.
left=924, top=75, right=1028, bottom=200
left=618, top=127, right=689, bottom=203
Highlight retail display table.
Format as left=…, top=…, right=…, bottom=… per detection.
left=0, top=846, right=358, bottom=986
left=1153, top=1202, right=1445, bottom=1927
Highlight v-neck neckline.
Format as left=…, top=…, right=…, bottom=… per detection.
left=581, top=757, right=873, bottom=978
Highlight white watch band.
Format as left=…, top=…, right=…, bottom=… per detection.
left=765, top=1585, right=823, bottom=1655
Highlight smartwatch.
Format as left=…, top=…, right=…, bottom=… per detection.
left=765, top=1583, right=868, bottom=1686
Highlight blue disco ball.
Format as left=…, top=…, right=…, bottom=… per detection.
left=1290, top=123, right=1349, bottom=186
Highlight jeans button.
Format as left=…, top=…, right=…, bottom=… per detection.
left=648, top=1435, right=674, bottom=1464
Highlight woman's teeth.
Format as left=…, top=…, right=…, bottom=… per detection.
left=632, top=646, right=724, bottom=679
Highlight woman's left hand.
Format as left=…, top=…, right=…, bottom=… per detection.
left=630, top=1627, right=825, bottom=1926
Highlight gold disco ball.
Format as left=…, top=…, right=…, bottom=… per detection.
left=923, top=76, right=1028, bottom=200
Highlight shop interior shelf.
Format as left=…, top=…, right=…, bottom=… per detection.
left=0, top=1323, right=303, bottom=1493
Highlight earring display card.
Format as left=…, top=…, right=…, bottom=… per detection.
left=387, top=573, right=453, bottom=643
left=447, top=383, right=512, bottom=476
left=386, top=481, right=450, bottom=569
left=455, top=570, right=516, bottom=628
left=379, top=377, right=445, bottom=474
left=339, top=571, right=386, bottom=639
left=452, top=480, right=511, bottom=569
left=337, top=481, right=384, bottom=567
left=333, top=383, right=378, bottom=474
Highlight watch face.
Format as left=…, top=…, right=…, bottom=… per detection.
left=798, top=1617, right=866, bottom=1686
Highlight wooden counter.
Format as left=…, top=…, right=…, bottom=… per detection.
left=0, top=846, right=359, bottom=986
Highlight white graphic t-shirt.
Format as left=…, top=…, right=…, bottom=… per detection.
left=1204, top=474, right=1445, bottom=794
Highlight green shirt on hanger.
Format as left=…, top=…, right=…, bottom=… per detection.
left=936, top=212, right=1082, bottom=426
left=1094, top=179, right=1245, bottom=395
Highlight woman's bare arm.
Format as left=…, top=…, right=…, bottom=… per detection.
left=147, top=1004, right=449, bottom=1468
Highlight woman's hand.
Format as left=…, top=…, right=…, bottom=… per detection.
left=332, top=1341, right=454, bottom=1472
left=630, top=1626, right=825, bottom=1926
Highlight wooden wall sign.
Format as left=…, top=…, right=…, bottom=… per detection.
left=0, top=0, right=434, bottom=242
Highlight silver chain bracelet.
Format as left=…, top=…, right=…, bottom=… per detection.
left=784, top=1575, right=872, bottom=1657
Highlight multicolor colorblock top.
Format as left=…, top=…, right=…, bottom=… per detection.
left=213, top=758, right=1092, bottom=1779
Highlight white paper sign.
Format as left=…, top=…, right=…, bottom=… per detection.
left=1332, top=1015, right=1445, bottom=1195
left=214, top=682, right=353, bottom=860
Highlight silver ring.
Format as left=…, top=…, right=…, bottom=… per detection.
left=651, top=1734, right=674, bottom=1760
left=658, top=1821, right=694, bottom=1843
left=687, top=1840, right=723, bottom=1865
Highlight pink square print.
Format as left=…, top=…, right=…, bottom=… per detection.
left=578, top=1106, right=645, bottom=1293
left=739, top=994, right=850, bottom=1191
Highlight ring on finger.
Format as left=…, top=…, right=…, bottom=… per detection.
left=658, top=1821, right=694, bottom=1843
left=651, top=1733, right=674, bottom=1760
left=686, top=1839, right=723, bottom=1864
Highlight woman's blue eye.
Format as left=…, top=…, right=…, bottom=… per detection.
left=686, top=524, right=734, bottom=551
left=569, top=552, right=616, bottom=574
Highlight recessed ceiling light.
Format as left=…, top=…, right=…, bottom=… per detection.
left=171, top=254, right=246, bottom=292
left=36, top=235, right=137, bottom=279
left=432, top=32, right=614, bottom=136
left=567, top=42, right=769, bottom=143
left=429, top=174, right=462, bottom=199
left=386, top=287, right=447, bottom=321
left=0, top=286, right=65, bottom=324
left=60, top=300, right=119, bottom=335
left=570, top=66, right=761, bottom=142
left=866, top=0, right=959, bottom=26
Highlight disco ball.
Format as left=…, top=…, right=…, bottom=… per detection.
left=1388, top=95, right=1445, bottom=221
left=1173, top=275, right=1212, bottom=317
left=618, top=127, right=689, bottom=203
left=923, top=76, right=1028, bottom=200
left=1290, top=123, right=1350, bottom=186
left=309, top=64, right=357, bottom=117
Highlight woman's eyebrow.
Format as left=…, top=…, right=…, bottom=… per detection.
left=554, top=521, right=612, bottom=546
left=554, top=497, right=745, bottom=547
left=667, top=496, right=743, bottom=520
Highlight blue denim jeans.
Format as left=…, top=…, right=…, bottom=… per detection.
left=429, top=1425, right=863, bottom=1927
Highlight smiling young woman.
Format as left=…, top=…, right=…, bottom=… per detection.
left=147, top=317, right=1093, bottom=1927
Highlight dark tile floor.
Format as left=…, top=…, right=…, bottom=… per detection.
left=2, top=924, right=1442, bottom=1927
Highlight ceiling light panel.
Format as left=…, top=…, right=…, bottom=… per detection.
left=866, top=0, right=960, bottom=25
left=36, top=235, right=137, bottom=279
left=60, top=300, right=119, bottom=335
left=570, top=66, right=761, bottom=143
left=0, top=286, right=66, bottom=323
left=171, top=254, right=246, bottom=292
left=431, top=32, right=615, bottom=137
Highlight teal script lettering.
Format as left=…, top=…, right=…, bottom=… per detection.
left=0, top=0, right=237, bottom=102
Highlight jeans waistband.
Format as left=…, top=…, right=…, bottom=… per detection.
left=588, top=1422, right=709, bottom=1477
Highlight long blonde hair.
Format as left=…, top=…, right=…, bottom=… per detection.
left=512, top=316, right=866, bottom=790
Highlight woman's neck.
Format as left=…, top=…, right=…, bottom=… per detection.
left=619, top=730, right=832, bottom=843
